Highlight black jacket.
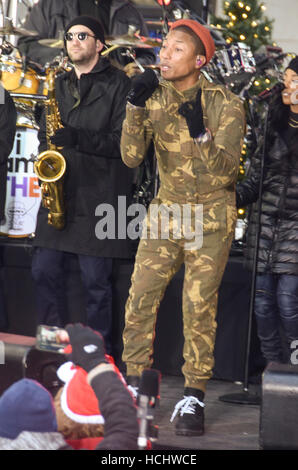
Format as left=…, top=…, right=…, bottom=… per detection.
left=237, top=122, right=298, bottom=274
left=17, top=0, right=155, bottom=67
left=33, top=58, right=134, bottom=259
left=0, top=87, right=16, bottom=221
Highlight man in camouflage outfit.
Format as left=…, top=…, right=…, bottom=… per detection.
left=121, top=19, right=246, bottom=436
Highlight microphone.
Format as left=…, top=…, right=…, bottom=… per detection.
left=255, top=81, right=285, bottom=102
left=137, top=368, right=161, bottom=450
left=126, top=68, right=159, bottom=106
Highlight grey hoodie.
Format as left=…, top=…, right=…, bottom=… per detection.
left=0, top=431, right=69, bottom=450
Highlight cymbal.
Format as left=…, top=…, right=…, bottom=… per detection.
left=146, top=20, right=223, bottom=31
left=145, top=20, right=173, bottom=27
left=38, top=38, right=64, bottom=48
left=0, top=20, right=38, bottom=37
left=39, top=34, right=161, bottom=49
left=139, top=36, right=162, bottom=47
left=105, top=35, right=153, bottom=49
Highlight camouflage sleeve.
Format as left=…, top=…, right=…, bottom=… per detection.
left=195, top=97, right=246, bottom=186
left=120, top=102, right=153, bottom=168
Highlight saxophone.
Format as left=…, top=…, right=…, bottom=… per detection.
left=34, top=68, right=66, bottom=230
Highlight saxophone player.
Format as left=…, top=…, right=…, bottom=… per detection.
left=32, top=16, right=134, bottom=355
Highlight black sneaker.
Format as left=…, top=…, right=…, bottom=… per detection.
left=126, top=375, right=140, bottom=400
left=170, top=389, right=205, bottom=436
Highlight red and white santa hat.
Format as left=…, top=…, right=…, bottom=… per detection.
left=57, top=354, right=129, bottom=425
left=57, top=361, right=105, bottom=425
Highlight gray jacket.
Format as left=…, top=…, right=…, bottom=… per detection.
left=0, top=431, right=69, bottom=450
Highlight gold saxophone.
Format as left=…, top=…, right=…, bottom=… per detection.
left=34, top=68, right=66, bottom=230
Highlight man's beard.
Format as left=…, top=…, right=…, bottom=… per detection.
left=68, top=49, right=98, bottom=66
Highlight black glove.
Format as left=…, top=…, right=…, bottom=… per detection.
left=50, top=126, right=78, bottom=148
left=178, top=88, right=206, bottom=138
left=65, top=323, right=108, bottom=373
left=127, top=68, right=159, bottom=107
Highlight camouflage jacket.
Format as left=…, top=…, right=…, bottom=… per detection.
left=121, top=73, right=246, bottom=204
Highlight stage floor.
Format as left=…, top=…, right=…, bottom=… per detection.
left=151, top=375, right=261, bottom=451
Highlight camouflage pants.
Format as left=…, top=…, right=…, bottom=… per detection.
left=122, top=197, right=236, bottom=392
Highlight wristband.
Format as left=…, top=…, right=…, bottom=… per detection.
left=87, top=363, right=115, bottom=385
left=194, top=128, right=212, bottom=145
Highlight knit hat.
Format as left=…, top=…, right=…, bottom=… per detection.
left=0, top=379, right=57, bottom=439
left=287, top=56, right=298, bottom=75
left=170, top=19, right=215, bottom=64
left=65, top=15, right=105, bottom=44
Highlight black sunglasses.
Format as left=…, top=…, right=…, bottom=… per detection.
left=64, top=31, right=97, bottom=41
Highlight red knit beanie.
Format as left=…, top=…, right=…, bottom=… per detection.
left=170, top=19, right=215, bottom=64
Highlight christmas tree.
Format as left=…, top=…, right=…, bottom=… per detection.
left=211, top=0, right=274, bottom=53
left=210, top=1, right=282, bottom=100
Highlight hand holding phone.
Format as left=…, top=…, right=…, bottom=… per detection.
left=36, top=325, right=69, bottom=354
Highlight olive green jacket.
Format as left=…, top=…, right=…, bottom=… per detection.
left=121, top=73, right=246, bottom=204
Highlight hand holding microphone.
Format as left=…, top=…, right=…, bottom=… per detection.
left=127, top=68, right=159, bottom=108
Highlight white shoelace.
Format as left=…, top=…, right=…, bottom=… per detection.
left=170, top=396, right=205, bottom=422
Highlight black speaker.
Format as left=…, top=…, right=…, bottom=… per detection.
left=260, top=362, right=298, bottom=449
left=0, top=333, right=66, bottom=396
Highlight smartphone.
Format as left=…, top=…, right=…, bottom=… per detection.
left=36, top=325, right=69, bottom=354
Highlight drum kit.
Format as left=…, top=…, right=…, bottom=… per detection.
left=0, top=20, right=43, bottom=238
left=0, top=15, right=258, bottom=238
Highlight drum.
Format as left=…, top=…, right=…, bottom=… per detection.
left=0, top=118, right=41, bottom=238
left=0, top=56, right=40, bottom=95
left=208, top=42, right=256, bottom=84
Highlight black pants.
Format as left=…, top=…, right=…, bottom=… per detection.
left=31, top=247, right=113, bottom=353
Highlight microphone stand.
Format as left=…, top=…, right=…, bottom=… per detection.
left=219, top=102, right=270, bottom=406
left=160, top=0, right=169, bottom=38
left=137, top=369, right=160, bottom=450
left=0, top=0, right=4, bottom=47
left=201, top=0, right=209, bottom=23
left=20, top=0, right=32, bottom=11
